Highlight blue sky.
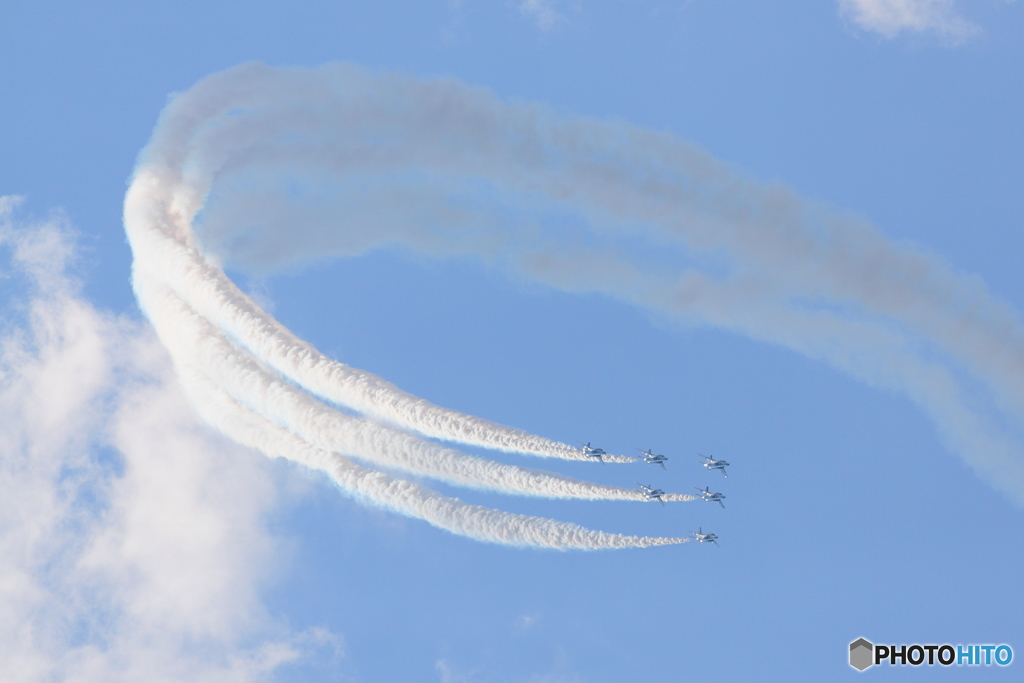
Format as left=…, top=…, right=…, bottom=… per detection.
left=2, top=1, right=1023, bottom=680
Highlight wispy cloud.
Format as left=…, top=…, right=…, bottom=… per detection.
left=436, top=658, right=477, bottom=683
left=515, top=613, right=541, bottom=632
left=837, top=0, right=980, bottom=41
left=435, top=657, right=581, bottom=683
left=0, top=200, right=337, bottom=681
left=517, top=0, right=571, bottom=30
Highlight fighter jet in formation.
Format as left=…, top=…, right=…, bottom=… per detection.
left=577, top=442, right=606, bottom=461
left=637, top=448, right=668, bottom=471
left=691, top=527, right=719, bottom=546
left=699, top=453, right=729, bottom=477
left=694, top=486, right=726, bottom=508
left=636, top=483, right=666, bottom=505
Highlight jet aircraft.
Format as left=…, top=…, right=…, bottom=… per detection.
left=637, top=448, right=668, bottom=471
left=699, top=453, right=730, bottom=477
left=636, top=482, right=666, bottom=505
left=694, top=486, right=726, bottom=508
left=578, top=442, right=606, bottom=461
left=691, top=527, right=719, bottom=546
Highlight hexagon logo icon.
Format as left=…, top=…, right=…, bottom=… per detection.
left=850, top=638, right=874, bottom=671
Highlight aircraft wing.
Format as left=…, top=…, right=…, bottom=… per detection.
left=717, top=500, right=725, bottom=509
left=658, top=462, right=667, bottom=471
left=711, top=539, right=720, bottom=547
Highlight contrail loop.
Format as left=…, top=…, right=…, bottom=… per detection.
left=126, top=60, right=1024, bottom=545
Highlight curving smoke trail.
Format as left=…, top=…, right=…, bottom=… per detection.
left=136, top=272, right=661, bottom=502
left=124, top=64, right=702, bottom=549
left=128, top=191, right=688, bottom=547
left=176, top=362, right=686, bottom=549
left=125, top=61, right=1024, bottom=549
left=124, top=174, right=633, bottom=463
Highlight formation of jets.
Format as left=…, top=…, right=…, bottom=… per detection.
left=577, top=440, right=731, bottom=547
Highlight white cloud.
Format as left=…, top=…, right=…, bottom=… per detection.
left=838, top=0, right=980, bottom=40
left=0, top=200, right=338, bottom=681
left=514, top=613, right=540, bottom=632
left=435, top=659, right=468, bottom=683
left=517, top=0, right=570, bottom=30
left=435, top=658, right=581, bottom=683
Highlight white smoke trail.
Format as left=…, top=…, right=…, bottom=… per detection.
left=124, top=65, right=702, bottom=546
left=133, top=268, right=666, bottom=502
left=173, top=355, right=687, bottom=549
left=125, top=169, right=613, bottom=461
